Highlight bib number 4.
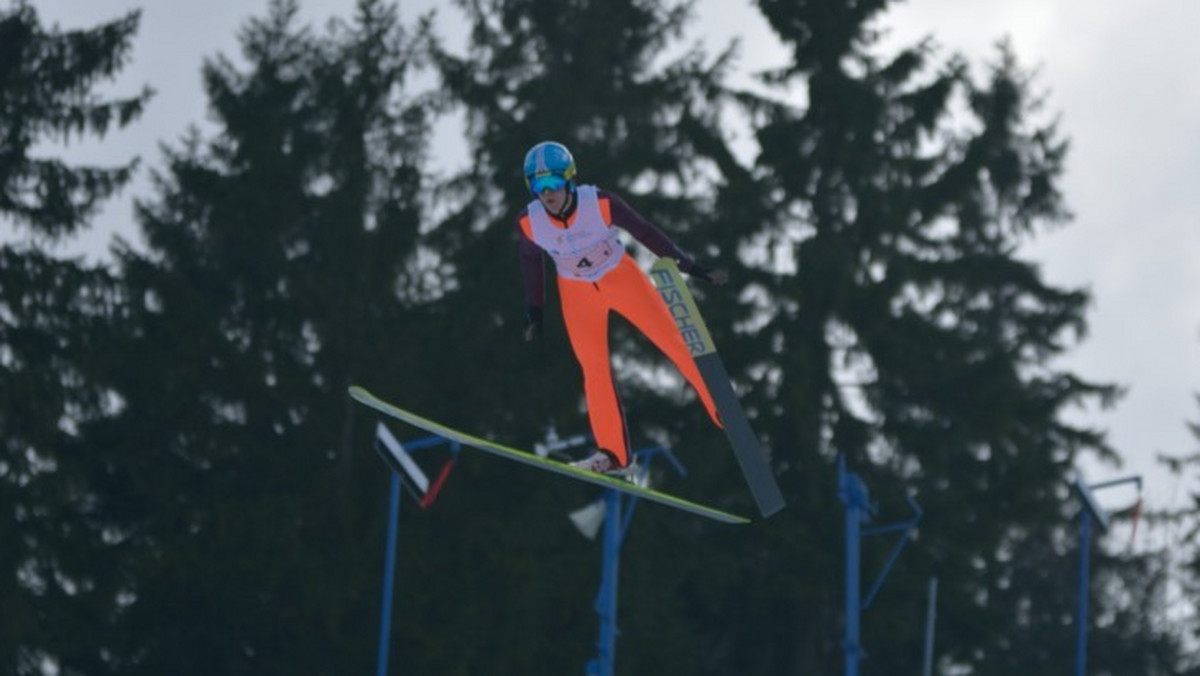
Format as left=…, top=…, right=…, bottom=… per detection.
left=566, top=240, right=618, bottom=278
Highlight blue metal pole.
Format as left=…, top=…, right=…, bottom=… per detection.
left=1075, top=509, right=1092, bottom=676
left=922, top=576, right=938, bottom=676
left=839, top=461, right=868, bottom=676
left=583, top=446, right=663, bottom=676
left=592, top=488, right=622, bottom=676
left=845, top=496, right=862, bottom=676
left=376, top=471, right=402, bottom=676
left=1068, top=472, right=1139, bottom=675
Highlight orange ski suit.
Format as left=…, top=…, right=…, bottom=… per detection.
left=518, top=187, right=721, bottom=466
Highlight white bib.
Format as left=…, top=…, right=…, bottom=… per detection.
left=527, top=185, right=625, bottom=282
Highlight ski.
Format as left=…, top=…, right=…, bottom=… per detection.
left=650, top=258, right=786, bottom=518
left=349, top=386, right=749, bottom=525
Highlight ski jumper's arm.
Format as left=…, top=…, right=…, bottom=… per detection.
left=517, top=218, right=546, bottom=308
left=599, top=189, right=702, bottom=274
left=516, top=209, right=547, bottom=339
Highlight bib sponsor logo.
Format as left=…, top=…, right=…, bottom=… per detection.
left=651, top=268, right=706, bottom=355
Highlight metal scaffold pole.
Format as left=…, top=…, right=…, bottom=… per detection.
left=838, top=456, right=923, bottom=676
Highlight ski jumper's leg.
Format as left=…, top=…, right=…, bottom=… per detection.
left=558, top=276, right=631, bottom=465
left=603, top=256, right=723, bottom=428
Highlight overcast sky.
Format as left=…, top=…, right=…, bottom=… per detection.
left=17, top=0, right=1200, bottom=532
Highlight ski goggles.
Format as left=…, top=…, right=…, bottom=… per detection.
left=529, top=173, right=567, bottom=195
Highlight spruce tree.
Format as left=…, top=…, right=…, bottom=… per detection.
left=0, top=1, right=149, bottom=237
left=0, top=2, right=148, bottom=673
left=685, top=0, right=1189, bottom=672
left=75, top=1, right=441, bottom=672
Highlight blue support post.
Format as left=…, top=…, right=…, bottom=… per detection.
left=922, top=576, right=938, bottom=676
left=376, top=472, right=402, bottom=676
left=1075, top=509, right=1092, bottom=676
left=840, top=462, right=869, bottom=676
left=590, top=488, right=623, bottom=676
left=584, top=445, right=682, bottom=676
left=1070, top=473, right=1141, bottom=676
left=373, top=433, right=459, bottom=676
left=838, top=455, right=923, bottom=676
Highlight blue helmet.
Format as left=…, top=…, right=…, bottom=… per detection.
left=523, top=141, right=577, bottom=196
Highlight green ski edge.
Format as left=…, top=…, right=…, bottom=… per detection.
left=349, top=386, right=749, bottom=525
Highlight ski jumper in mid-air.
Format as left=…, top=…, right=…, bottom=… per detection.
left=517, top=141, right=727, bottom=474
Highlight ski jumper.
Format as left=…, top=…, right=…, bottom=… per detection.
left=518, top=185, right=722, bottom=466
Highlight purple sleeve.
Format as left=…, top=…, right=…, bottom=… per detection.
left=517, top=214, right=545, bottom=307
left=602, top=190, right=697, bottom=272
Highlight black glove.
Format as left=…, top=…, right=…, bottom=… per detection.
left=524, top=305, right=544, bottom=339
left=683, top=260, right=727, bottom=285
